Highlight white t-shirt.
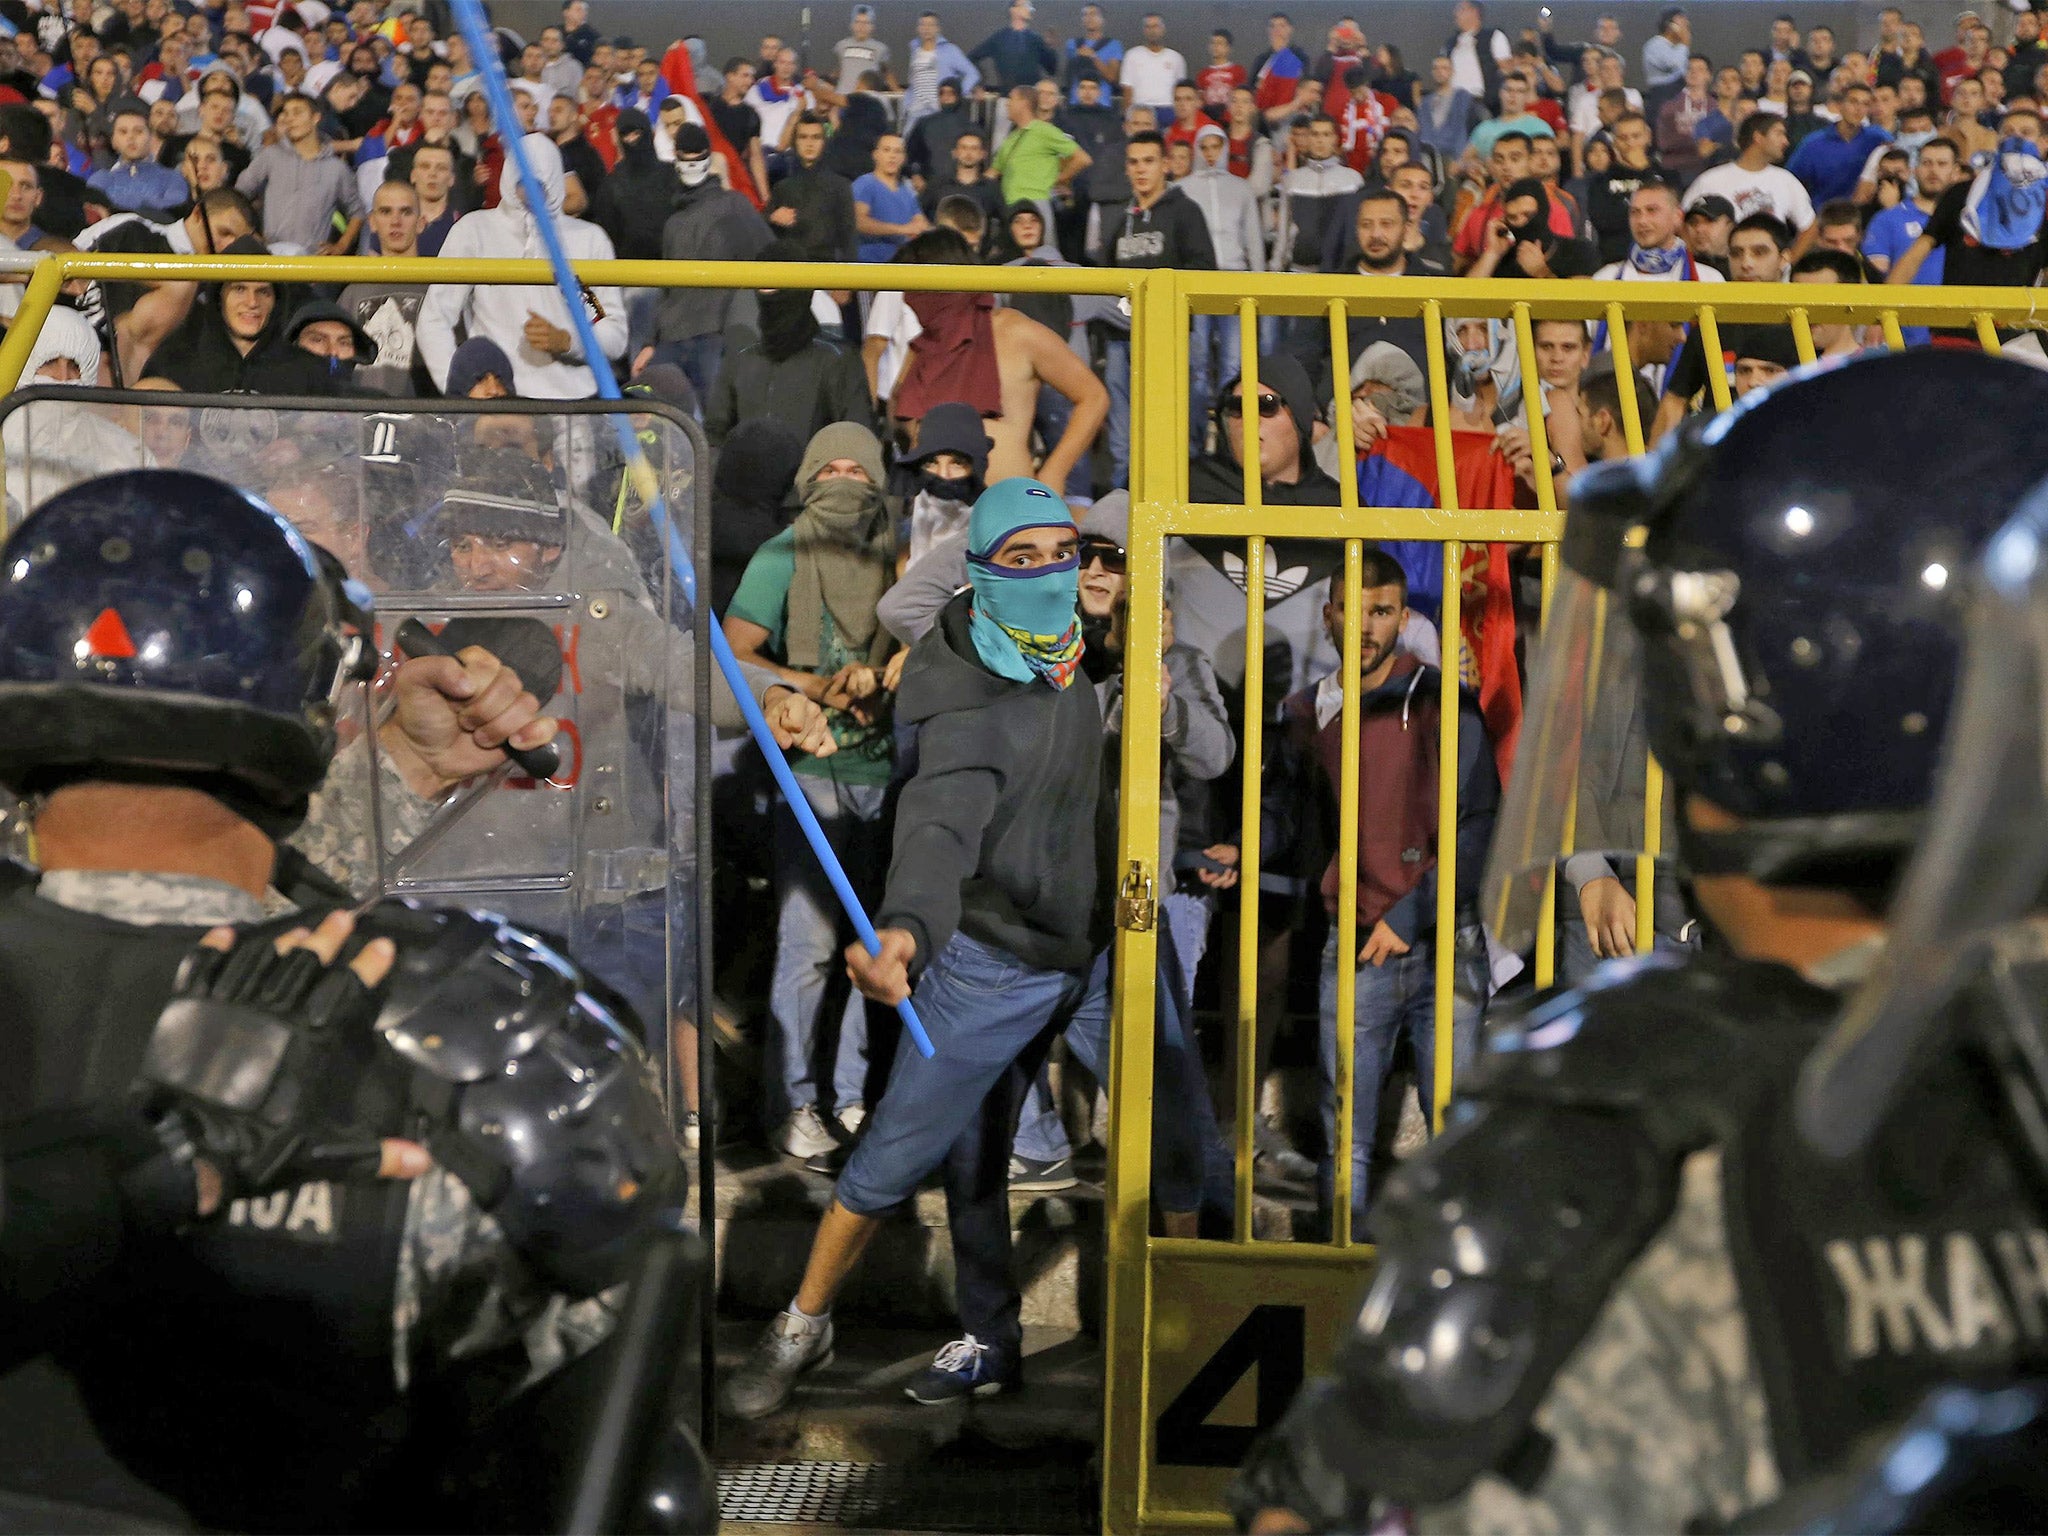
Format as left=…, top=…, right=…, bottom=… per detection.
left=1121, top=45, right=1188, bottom=109
left=746, top=80, right=814, bottom=152
left=864, top=288, right=923, bottom=401
left=1682, top=161, right=1816, bottom=229
left=1447, top=28, right=1511, bottom=98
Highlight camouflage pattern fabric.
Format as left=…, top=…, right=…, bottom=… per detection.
left=291, top=734, right=442, bottom=898
left=1422, top=1150, right=1783, bottom=1535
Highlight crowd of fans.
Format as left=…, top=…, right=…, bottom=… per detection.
left=5, top=0, right=2048, bottom=1336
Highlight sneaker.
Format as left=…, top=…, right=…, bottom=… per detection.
left=778, top=1105, right=839, bottom=1161
left=904, top=1334, right=1020, bottom=1405
left=1254, top=1116, right=1316, bottom=1182
left=1008, top=1154, right=1078, bottom=1192
left=723, top=1307, right=835, bottom=1420
left=680, top=1110, right=701, bottom=1152
left=837, top=1104, right=867, bottom=1138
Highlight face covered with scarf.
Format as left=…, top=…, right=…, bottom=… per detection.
left=786, top=422, right=896, bottom=679
left=965, top=479, right=1083, bottom=688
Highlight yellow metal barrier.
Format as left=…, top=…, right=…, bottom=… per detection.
left=1103, top=273, right=2048, bottom=1534
left=5, top=257, right=2048, bottom=1535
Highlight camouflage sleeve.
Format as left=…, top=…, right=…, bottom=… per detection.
left=288, top=732, right=441, bottom=898
left=1417, top=1150, right=1783, bottom=1536
left=390, top=1166, right=615, bottom=1394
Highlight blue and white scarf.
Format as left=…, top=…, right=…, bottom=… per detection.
left=1961, top=136, right=2048, bottom=252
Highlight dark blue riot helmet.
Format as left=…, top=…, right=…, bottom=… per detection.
left=1563, top=350, right=2048, bottom=892
left=0, top=469, right=377, bottom=835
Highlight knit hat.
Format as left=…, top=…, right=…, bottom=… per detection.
left=671, top=121, right=711, bottom=157
left=904, top=401, right=991, bottom=477
left=447, top=336, right=515, bottom=397
left=796, top=421, right=886, bottom=488
left=438, top=446, right=565, bottom=543
left=623, top=362, right=698, bottom=418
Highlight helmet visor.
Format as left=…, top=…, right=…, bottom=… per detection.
left=1800, top=524, right=2048, bottom=1158
left=1481, top=561, right=1679, bottom=956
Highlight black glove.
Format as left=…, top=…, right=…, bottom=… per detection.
left=134, top=929, right=389, bottom=1203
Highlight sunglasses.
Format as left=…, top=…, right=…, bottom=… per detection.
left=1221, top=392, right=1284, bottom=419
left=1078, top=536, right=1126, bottom=573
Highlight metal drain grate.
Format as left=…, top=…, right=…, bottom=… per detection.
left=718, top=1461, right=1092, bottom=1532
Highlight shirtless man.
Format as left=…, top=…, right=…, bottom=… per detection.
left=885, top=223, right=1108, bottom=489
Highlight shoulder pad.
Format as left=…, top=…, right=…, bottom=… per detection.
left=1302, top=1098, right=1674, bottom=1508
left=1466, top=949, right=1831, bottom=1150
left=354, top=899, right=582, bottom=1082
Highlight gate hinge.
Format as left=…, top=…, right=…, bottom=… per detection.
left=1115, top=860, right=1156, bottom=932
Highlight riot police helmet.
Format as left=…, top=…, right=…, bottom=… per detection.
left=0, top=467, right=376, bottom=835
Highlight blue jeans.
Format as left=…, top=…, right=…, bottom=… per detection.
left=1317, top=925, right=1487, bottom=1223
left=1104, top=333, right=1131, bottom=491
left=767, top=772, right=888, bottom=1123
left=650, top=333, right=724, bottom=412
left=580, top=890, right=681, bottom=1056
left=1559, top=919, right=1698, bottom=989
left=1189, top=313, right=1242, bottom=451
left=836, top=933, right=1110, bottom=1216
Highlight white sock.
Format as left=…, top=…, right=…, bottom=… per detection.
left=789, top=1300, right=829, bottom=1327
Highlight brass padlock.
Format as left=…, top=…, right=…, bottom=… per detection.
left=1115, top=860, right=1156, bottom=932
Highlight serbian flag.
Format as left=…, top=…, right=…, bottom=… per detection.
left=658, top=42, right=763, bottom=209
left=1356, top=423, right=1523, bottom=780
left=1253, top=48, right=1305, bottom=114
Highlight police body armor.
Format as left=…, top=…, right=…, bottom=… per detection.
left=1236, top=949, right=2048, bottom=1530
left=0, top=866, right=683, bottom=1532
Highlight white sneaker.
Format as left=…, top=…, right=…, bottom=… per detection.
left=837, top=1104, right=867, bottom=1137
left=722, top=1307, right=835, bottom=1420
left=779, top=1105, right=839, bottom=1160
left=680, top=1110, right=701, bottom=1152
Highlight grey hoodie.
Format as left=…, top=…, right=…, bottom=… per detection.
left=881, top=591, right=1112, bottom=972
left=1181, top=132, right=1270, bottom=274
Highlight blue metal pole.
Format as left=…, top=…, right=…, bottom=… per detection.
left=447, top=0, right=934, bottom=1058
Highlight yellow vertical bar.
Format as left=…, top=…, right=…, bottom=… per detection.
left=0, top=259, right=64, bottom=394
left=1693, top=304, right=1733, bottom=413
left=1509, top=303, right=1562, bottom=990
left=1606, top=304, right=1660, bottom=956
left=1103, top=269, right=1172, bottom=1536
left=1880, top=310, right=1906, bottom=352
left=1330, top=541, right=1363, bottom=1245
left=1231, top=294, right=1264, bottom=1248
left=1789, top=306, right=1817, bottom=366
left=1975, top=312, right=2003, bottom=356
left=1420, top=300, right=1460, bottom=1132
left=1324, top=298, right=1362, bottom=1244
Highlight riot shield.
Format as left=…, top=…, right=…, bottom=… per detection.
left=0, top=389, right=712, bottom=1106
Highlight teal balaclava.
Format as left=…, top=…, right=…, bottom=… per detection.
left=964, top=478, right=1082, bottom=687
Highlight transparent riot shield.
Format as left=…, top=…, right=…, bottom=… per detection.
left=1479, top=560, right=1691, bottom=982
left=0, top=389, right=712, bottom=1117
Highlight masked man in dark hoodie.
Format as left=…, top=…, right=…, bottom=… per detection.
left=722, top=478, right=1115, bottom=1421
left=649, top=122, right=773, bottom=399
left=704, top=238, right=877, bottom=448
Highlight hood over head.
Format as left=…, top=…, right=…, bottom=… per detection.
left=712, top=417, right=806, bottom=512
left=498, top=131, right=566, bottom=220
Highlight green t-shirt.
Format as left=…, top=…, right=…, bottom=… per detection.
left=994, top=119, right=1079, bottom=204
left=727, top=528, right=895, bottom=784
